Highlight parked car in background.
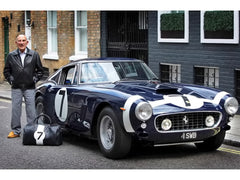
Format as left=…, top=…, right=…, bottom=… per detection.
left=35, top=58, right=239, bottom=159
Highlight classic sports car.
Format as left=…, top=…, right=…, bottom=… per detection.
left=35, top=58, right=239, bottom=159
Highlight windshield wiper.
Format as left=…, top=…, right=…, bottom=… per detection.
left=113, top=78, right=135, bottom=84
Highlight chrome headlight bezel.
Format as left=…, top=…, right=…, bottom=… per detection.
left=135, top=102, right=153, bottom=121
left=224, top=97, right=239, bottom=115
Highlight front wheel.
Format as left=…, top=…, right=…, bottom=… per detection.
left=97, top=107, right=132, bottom=159
left=195, top=130, right=226, bottom=151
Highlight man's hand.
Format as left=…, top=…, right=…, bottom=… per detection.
left=8, top=76, right=14, bottom=85
left=33, top=76, right=39, bottom=83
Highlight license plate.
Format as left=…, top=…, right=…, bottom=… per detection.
left=181, top=132, right=197, bottom=140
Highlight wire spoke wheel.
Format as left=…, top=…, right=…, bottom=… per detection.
left=100, top=115, right=115, bottom=150
left=97, top=107, right=132, bottom=159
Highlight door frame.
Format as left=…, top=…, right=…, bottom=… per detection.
left=106, top=11, right=149, bottom=64
left=2, top=16, right=9, bottom=63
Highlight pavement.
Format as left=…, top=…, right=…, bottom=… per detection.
left=0, top=81, right=240, bottom=147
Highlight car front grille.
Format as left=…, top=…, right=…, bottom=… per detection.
left=155, top=112, right=221, bottom=132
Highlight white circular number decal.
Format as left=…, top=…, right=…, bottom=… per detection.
left=34, top=124, right=46, bottom=145
left=55, top=88, right=68, bottom=122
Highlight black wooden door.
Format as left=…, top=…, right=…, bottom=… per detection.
left=2, top=16, right=9, bottom=63
left=106, top=11, right=148, bottom=64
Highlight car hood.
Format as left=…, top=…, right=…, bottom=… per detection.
left=112, top=81, right=223, bottom=101
left=102, top=81, right=230, bottom=113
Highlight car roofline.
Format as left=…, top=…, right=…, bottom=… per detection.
left=69, top=57, right=141, bottom=64
left=46, top=57, right=145, bottom=82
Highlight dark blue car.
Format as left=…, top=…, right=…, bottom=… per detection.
left=35, top=58, right=239, bottom=159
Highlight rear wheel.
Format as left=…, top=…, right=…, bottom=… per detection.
left=97, top=107, right=132, bottom=159
left=195, top=130, right=226, bottom=151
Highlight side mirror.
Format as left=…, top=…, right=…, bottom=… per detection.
left=65, top=79, right=71, bottom=85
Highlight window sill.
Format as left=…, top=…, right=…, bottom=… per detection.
left=200, top=38, right=239, bottom=44
left=43, top=54, right=59, bottom=60
left=158, top=38, right=189, bottom=43
left=69, top=54, right=88, bottom=61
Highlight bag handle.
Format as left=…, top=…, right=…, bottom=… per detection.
left=34, top=113, right=52, bottom=124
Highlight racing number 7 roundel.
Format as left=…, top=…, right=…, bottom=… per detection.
left=55, top=88, right=68, bottom=122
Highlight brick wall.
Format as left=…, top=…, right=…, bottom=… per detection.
left=0, top=10, right=101, bottom=81
left=57, top=11, right=75, bottom=60
left=0, top=11, right=26, bottom=82
left=31, top=11, right=47, bottom=66
left=88, top=11, right=101, bottom=58
left=32, top=11, right=101, bottom=75
left=32, top=11, right=75, bottom=75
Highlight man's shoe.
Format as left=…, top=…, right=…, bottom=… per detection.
left=7, top=131, right=20, bottom=138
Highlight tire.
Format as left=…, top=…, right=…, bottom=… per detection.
left=195, top=130, right=226, bottom=151
left=97, top=107, right=132, bottom=159
left=35, top=96, right=44, bottom=116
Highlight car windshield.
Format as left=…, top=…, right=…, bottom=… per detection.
left=80, top=61, right=158, bottom=83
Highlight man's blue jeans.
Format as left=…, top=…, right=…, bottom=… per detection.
left=11, top=89, right=36, bottom=135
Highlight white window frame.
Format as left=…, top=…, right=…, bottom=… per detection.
left=25, top=11, right=32, bottom=49
left=43, top=11, right=59, bottom=60
left=200, top=11, right=239, bottom=44
left=70, top=11, right=88, bottom=61
left=158, top=11, right=189, bottom=43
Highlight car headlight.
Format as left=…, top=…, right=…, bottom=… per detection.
left=224, top=97, right=239, bottom=115
left=135, top=102, right=152, bottom=121
left=205, top=115, right=215, bottom=127
left=161, top=118, right=172, bottom=131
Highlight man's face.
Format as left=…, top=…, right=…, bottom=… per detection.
left=16, top=35, right=28, bottom=52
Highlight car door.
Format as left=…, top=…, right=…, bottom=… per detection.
left=53, top=64, right=91, bottom=133
left=44, top=65, right=78, bottom=124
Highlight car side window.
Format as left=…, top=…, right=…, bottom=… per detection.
left=80, top=63, right=108, bottom=83
left=49, top=71, right=61, bottom=84
left=59, top=65, right=76, bottom=85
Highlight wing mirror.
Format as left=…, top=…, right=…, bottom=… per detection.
left=65, top=79, right=71, bottom=85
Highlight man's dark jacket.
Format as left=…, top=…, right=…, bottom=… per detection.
left=4, top=48, right=44, bottom=90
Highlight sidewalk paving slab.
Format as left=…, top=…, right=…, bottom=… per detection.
left=224, top=116, right=240, bottom=147
left=0, top=81, right=11, bottom=100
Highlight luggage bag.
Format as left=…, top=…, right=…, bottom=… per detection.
left=23, top=113, right=62, bottom=146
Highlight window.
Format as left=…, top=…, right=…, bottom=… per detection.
left=235, top=69, right=240, bottom=102
left=194, top=66, right=219, bottom=88
left=201, top=11, right=239, bottom=44
left=59, top=66, right=77, bottom=85
left=158, top=11, right=189, bottom=43
left=80, top=61, right=157, bottom=83
left=160, top=63, right=181, bottom=83
left=50, top=70, right=61, bottom=84
left=80, top=62, right=119, bottom=83
left=43, top=11, right=58, bottom=60
left=70, top=11, right=88, bottom=60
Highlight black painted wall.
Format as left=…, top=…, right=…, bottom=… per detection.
left=148, top=11, right=240, bottom=96
left=101, top=11, right=240, bottom=96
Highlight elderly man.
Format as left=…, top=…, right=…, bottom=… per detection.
left=4, top=34, right=44, bottom=138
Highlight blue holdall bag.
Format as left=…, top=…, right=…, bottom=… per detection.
left=23, top=113, right=62, bottom=146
